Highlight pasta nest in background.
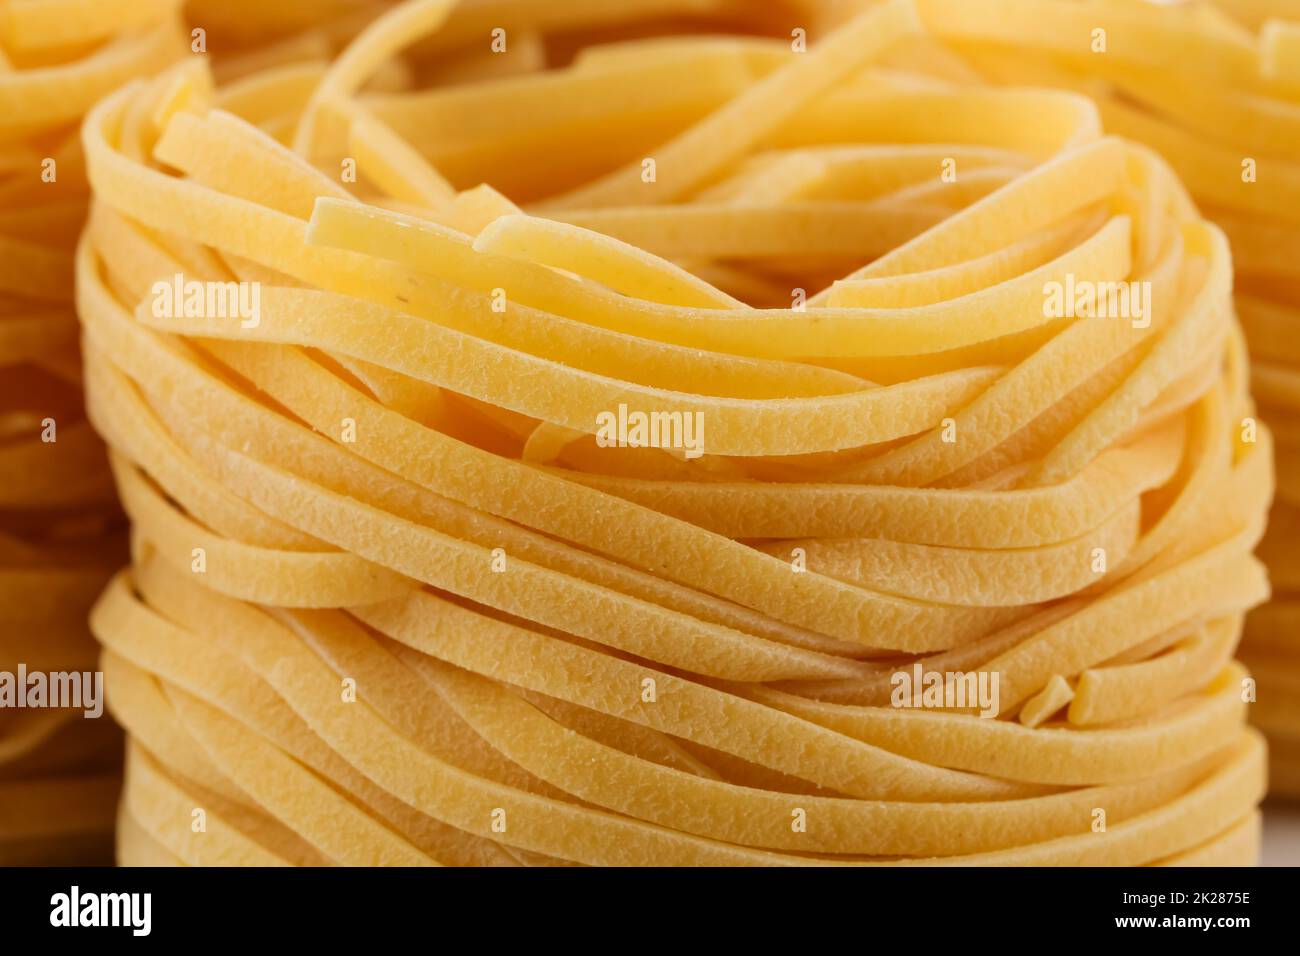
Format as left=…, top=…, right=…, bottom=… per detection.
left=0, top=0, right=188, bottom=866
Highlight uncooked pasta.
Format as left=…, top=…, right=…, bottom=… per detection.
left=0, top=0, right=187, bottom=864
left=75, top=0, right=1272, bottom=865
left=913, top=0, right=1300, bottom=798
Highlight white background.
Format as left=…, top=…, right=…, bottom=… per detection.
left=1261, top=803, right=1300, bottom=866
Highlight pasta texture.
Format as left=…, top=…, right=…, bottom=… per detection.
left=912, top=0, right=1300, bottom=797
left=79, top=0, right=1273, bottom=866
left=0, top=0, right=188, bottom=865
left=183, top=0, right=391, bottom=84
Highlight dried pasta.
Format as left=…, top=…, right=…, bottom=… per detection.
left=78, top=0, right=1273, bottom=865
left=0, top=0, right=187, bottom=864
left=913, top=0, right=1300, bottom=798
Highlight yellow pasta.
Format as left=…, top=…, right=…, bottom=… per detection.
left=76, top=0, right=1272, bottom=865
left=910, top=0, right=1300, bottom=798
left=0, top=0, right=188, bottom=864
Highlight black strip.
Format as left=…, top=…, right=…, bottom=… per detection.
left=0, top=866, right=1281, bottom=943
